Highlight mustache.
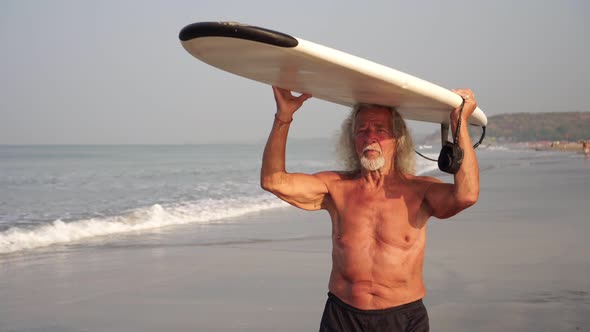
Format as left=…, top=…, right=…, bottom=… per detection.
left=363, top=144, right=382, bottom=153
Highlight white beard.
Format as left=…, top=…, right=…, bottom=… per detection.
left=360, top=155, right=385, bottom=171
left=360, top=145, right=385, bottom=171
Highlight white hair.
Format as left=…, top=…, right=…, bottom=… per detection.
left=337, top=104, right=415, bottom=175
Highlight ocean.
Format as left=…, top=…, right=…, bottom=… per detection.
left=0, top=140, right=439, bottom=255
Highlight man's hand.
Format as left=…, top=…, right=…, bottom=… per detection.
left=451, top=88, right=477, bottom=122
left=272, top=86, right=312, bottom=122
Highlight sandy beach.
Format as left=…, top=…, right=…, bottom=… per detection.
left=1, top=149, right=589, bottom=332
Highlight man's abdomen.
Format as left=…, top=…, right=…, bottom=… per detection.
left=329, top=234, right=426, bottom=310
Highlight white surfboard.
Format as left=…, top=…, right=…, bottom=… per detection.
left=179, top=22, right=487, bottom=127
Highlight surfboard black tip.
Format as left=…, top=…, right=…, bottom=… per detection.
left=179, top=21, right=298, bottom=48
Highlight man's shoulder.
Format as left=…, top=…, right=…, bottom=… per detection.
left=404, top=174, right=443, bottom=186
left=314, top=170, right=359, bottom=182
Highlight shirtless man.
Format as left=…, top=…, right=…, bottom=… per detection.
left=261, top=86, right=480, bottom=332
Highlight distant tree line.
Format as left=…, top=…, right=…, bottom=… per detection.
left=484, top=112, right=590, bottom=142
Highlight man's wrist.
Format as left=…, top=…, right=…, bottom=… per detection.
left=450, top=113, right=470, bottom=124
left=275, top=113, right=293, bottom=125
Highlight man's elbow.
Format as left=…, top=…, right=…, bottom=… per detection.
left=260, top=173, right=284, bottom=193
left=457, top=191, right=479, bottom=210
left=260, top=176, right=273, bottom=192
left=437, top=194, right=478, bottom=220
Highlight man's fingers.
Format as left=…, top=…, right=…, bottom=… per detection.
left=272, top=86, right=291, bottom=98
left=272, top=86, right=312, bottom=119
left=452, top=88, right=473, bottom=99
left=296, top=93, right=312, bottom=102
left=273, top=86, right=311, bottom=100
left=450, top=88, right=477, bottom=120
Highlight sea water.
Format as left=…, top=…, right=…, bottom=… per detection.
left=0, top=141, right=439, bottom=254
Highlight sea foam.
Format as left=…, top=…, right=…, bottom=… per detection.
left=0, top=195, right=286, bottom=254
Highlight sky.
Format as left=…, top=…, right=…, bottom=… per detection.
left=1, top=0, right=588, bottom=144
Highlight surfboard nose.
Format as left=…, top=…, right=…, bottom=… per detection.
left=179, top=21, right=298, bottom=48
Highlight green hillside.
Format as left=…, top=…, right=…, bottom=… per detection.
left=484, top=112, right=590, bottom=142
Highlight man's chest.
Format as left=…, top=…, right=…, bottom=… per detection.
left=329, top=184, right=428, bottom=235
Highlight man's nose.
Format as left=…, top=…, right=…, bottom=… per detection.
left=365, top=129, right=378, bottom=141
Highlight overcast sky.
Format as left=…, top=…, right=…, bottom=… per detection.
left=1, top=0, right=588, bottom=144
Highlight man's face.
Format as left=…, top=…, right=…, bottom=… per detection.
left=353, top=107, right=396, bottom=171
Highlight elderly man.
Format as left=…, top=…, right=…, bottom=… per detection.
left=261, top=86, right=480, bottom=332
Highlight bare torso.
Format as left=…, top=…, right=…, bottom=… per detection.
left=321, top=171, right=433, bottom=310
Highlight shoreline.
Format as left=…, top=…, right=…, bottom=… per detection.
left=494, top=140, right=590, bottom=154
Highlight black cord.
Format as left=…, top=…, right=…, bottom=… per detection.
left=453, top=99, right=465, bottom=144
left=473, top=126, right=486, bottom=149
left=414, top=99, right=486, bottom=162
left=415, top=150, right=438, bottom=162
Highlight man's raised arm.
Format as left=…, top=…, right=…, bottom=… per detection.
left=260, top=87, right=330, bottom=211
left=424, top=88, right=480, bottom=219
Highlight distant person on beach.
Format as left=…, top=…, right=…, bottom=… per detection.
left=261, top=86, right=480, bottom=332
left=582, top=141, right=590, bottom=158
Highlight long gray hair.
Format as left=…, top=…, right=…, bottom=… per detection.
left=337, top=104, right=415, bottom=175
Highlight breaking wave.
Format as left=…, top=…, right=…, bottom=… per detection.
left=0, top=195, right=286, bottom=254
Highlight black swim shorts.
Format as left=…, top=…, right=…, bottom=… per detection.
left=319, top=292, right=429, bottom=332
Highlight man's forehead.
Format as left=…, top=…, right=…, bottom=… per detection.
left=355, top=107, right=392, bottom=123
